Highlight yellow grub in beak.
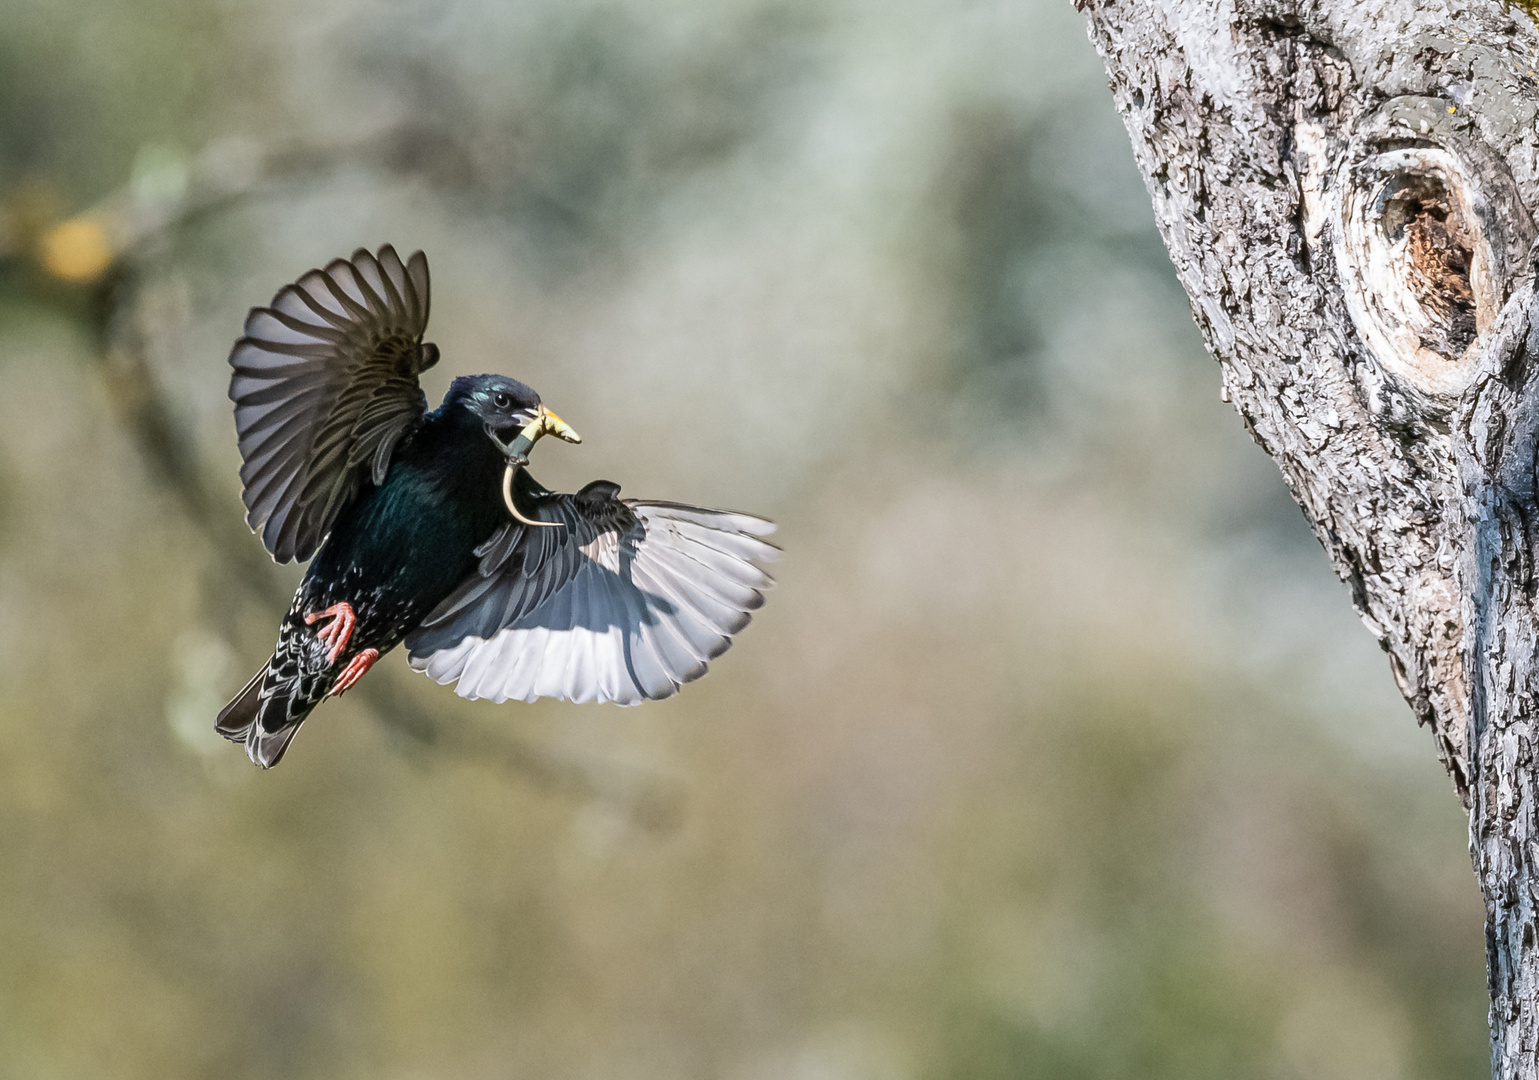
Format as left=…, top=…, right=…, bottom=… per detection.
left=498, top=405, right=582, bottom=527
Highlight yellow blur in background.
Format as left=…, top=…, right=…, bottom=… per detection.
left=37, top=217, right=113, bottom=283
left=0, top=0, right=1486, bottom=1078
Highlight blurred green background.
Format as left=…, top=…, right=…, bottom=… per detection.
left=0, top=0, right=1489, bottom=1077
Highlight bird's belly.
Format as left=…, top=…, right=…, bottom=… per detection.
left=303, top=491, right=500, bottom=652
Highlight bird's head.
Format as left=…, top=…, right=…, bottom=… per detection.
left=443, top=373, right=581, bottom=464
left=445, top=374, right=545, bottom=436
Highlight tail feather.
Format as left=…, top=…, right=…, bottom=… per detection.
left=216, top=668, right=264, bottom=738
left=249, top=716, right=304, bottom=769
left=215, top=662, right=307, bottom=769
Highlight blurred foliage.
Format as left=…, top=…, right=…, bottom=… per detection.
left=932, top=101, right=1177, bottom=419
left=350, top=4, right=822, bottom=270
left=0, top=0, right=1490, bottom=1078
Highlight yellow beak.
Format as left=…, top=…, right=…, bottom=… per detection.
left=539, top=407, right=581, bottom=444
left=503, top=405, right=582, bottom=460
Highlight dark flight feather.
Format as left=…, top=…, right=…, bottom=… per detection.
left=229, top=244, right=437, bottom=563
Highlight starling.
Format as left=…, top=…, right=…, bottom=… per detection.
left=216, top=245, right=777, bottom=767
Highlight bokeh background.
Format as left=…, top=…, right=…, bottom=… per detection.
left=0, top=0, right=1491, bottom=1077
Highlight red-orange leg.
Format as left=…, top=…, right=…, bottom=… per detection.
left=304, top=602, right=356, bottom=664
left=327, top=648, right=379, bottom=697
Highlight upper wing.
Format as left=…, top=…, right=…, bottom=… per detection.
left=229, top=244, right=439, bottom=563
left=405, top=479, right=778, bottom=705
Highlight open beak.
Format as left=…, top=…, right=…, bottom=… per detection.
left=494, top=405, right=582, bottom=527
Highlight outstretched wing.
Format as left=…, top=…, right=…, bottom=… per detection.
left=229, top=244, right=439, bottom=563
left=405, top=478, right=778, bottom=705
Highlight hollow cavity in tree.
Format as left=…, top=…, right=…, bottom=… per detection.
left=1336, top=141, right=1499, bottom=401
left=1380, top=172, right=1478, bottom=356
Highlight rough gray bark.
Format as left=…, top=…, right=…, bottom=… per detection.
left=1076, top=0, right=1539, bottom=1073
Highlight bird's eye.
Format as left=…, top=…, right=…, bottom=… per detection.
left=493, top=392, right=512, bottom=410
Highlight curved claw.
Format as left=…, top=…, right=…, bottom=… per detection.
left=304, top=602, right=356, bottom=664
left=503, top=463, right=562, bottom=527
left=328, top=647, right=379, bottom=697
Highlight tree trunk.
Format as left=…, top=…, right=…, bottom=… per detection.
left=1076, top=0, right=1539, bottom=1073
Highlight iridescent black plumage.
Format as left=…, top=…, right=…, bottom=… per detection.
left=217, top=246, right=776, bottom=768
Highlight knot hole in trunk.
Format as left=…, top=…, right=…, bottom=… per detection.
left=1330, top=97, right=1533, bottom=413
left=1378, top=172, right=1478, bottom=356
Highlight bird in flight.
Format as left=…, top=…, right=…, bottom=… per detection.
left=216, top=245, right=777, bottom=767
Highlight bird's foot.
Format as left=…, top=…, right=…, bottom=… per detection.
left=327, top=648, right=379, bottom=697
left=305, top=602, right=357, bottom=664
